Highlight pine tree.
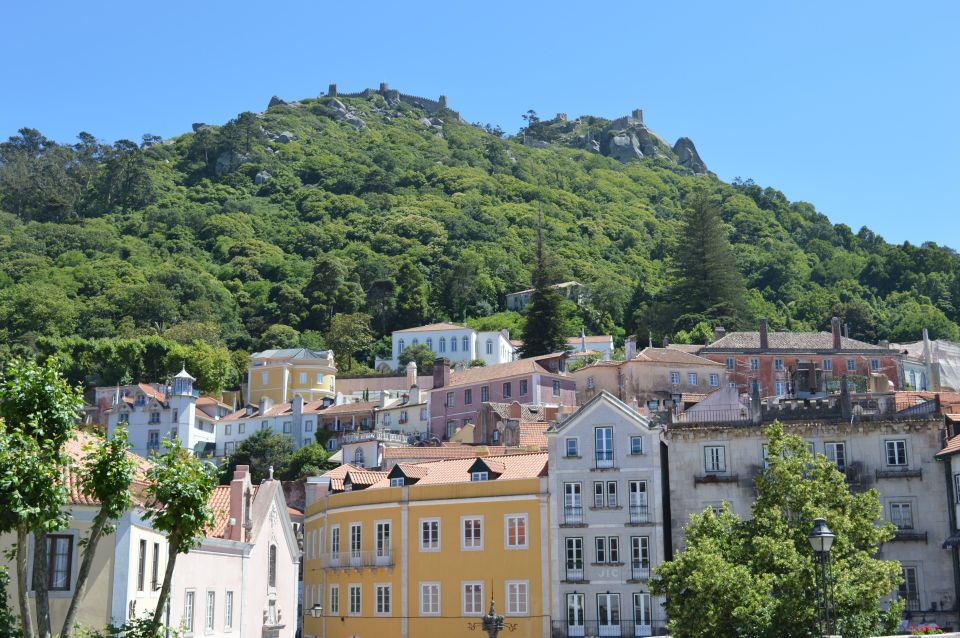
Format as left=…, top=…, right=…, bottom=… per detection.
left=667, top=189, right=748, bottom=330
left=519, top=208, right=570, bottom=358
left=394, top=260, right=431, bottom=329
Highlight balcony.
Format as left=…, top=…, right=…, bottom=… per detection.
left=876, top=467, right=922, bottom=480
left=550, top=620, right=667, bottom=637
left=321, top=549, right=394, bottom=569
left=628, top=505, right=650, bottom=525
left=562, top=506, right=586, bottom=527
left=900, top=596, right=921, bottom=612
left=891, top=530, right=928, bottom=543
left=628, top=561, right=651, bottom=582
left=595, top=452, right=615, bottom=470
left=564, top=563, right=585, bottom=583
left=694, top=474, right=739, bottom=486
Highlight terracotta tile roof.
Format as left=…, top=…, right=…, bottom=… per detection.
left=518, top=423, right=549, bottom=449
left=369, top=452, right=547, bottom=488
left=319, top=463, right=365, bottom=491
left=702, top=332, right=888, bottom=352
left=336, top=376, right=434, bottom=394
left=137, top=383, right=166, bottom=403
left=63, top=432, right=154, bottom=507
left=382, top=446, right=510, bottom=461
left=567, top=336, right=613, bottom=345
left=446, top=354, right=566, bottom=388
left=205, top=484, right=261, bottom=538
left=681, top=393, right=710, bottom=403
left=393, top=464, right=430, bottom=479
left=320, top=401, right=378, bottom=415
left=634, top=347, right=724, bottom=366
left=394, top=322, right=467, bottom=333
left=666, top=344, right=704, bottom=354
left=344, top=469, right=389, bottom=487
left=937, top=434, right=960, bottom=458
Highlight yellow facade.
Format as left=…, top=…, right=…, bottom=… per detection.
left=247, top=349, right=336, bottom=404
left=303, top=478, right=551, bottom=638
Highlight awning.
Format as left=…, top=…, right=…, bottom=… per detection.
left=942, top=532, right=960, bottom=548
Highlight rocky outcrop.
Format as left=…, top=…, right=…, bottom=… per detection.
left=215, top=151, right=251, bottom=176
left=326, top=98, right=367, bottom=129
left=673, top=137, right=708, bottom=174
left=608, top=132, right=643, bottom=162
left=255, top=170, right=271, bottom=185
left=268, top=96, right=286, bottom=108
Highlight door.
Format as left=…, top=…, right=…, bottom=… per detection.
left=628, top=481, right=647, bottom=522
left=375, top=522, right=391, bottom=565
left=596, top=427, right=614, bottom=468
left=565, top=537, right=583, bottom=581
left=564, top=483, right=582, bottom=524
left=633, top=593, right=652, bottom=636
left=631, top=536, right=649, bottom=580
left=597, top=593, right=621, bottom=637
left=566, top=593, right=585, bottom=637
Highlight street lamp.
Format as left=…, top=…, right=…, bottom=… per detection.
left=309, top=603, right=323, bottom=618
left=808, top=518, right=836, bottom=636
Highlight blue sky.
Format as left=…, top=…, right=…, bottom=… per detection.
left=3, top=0, right=957, bottom=248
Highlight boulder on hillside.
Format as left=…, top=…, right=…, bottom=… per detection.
left=255, top=170, right=272, bottom=185
left=268, top=96, right=286, bottom=108
left=327, top=98, right=367, bottom=129
left=215, top=151, right=251, bottom=176
left=608, top=132, right=643, bottom=162
left=673, top=137, right=708, bottom=174
left=276, top=131, right=296, bottom=143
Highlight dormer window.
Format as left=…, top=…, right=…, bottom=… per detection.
left=135, top=394, right=145, bottom=406
left=471, top=472, right=489, bottom=482
left=390, top=477, right=404, bottom=488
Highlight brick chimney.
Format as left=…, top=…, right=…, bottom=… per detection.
left=433, top=357, right=450, bottom=389
left=225, top=465, right=252, bottom=542
left=759, top=318, right=769, bottom=350
left=714, top=326, right=726, bottom=342
left=831, top=317, right=842, bottom=351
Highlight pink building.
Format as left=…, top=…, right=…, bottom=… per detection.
left=428, top=354, right=576, bottom=440
left=168, top=466, right=300, bottom=638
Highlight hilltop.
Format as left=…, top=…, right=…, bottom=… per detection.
left=0, top=83, right=957, bottom=389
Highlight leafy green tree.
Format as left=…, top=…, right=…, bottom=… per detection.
left=282, top=443, right=333, bottom=480
left=164, top=341, right=235, bottom=395
left=219, top=111, right=265, bottom=155
left=673, top=321, right=715, bottom=345
left=326, top=312, right=375, bottom=370
left=0, top=357, right=83, bottom=638
left=145, top=440, right=218, bottom=626
left=0, top=567, right=17, bottom=638
left=397, top=343, right=437, bottom=371
left=303, top=255, right=365, bottom=332
left=258, top=324, right=301, bottom=350
left=219, top=429, right=293, bottom=485
left=394, top=260, right=431, bottom=329
left=60, top=429, right=138, bottom=638
left=665, top=190, right=749, bottom=331
left=652, top=422, right=902, bottom=638
left=519, top=214, right=570, bottom=357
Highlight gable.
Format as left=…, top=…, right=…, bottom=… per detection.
left=552, top=391, right=653, bottom=436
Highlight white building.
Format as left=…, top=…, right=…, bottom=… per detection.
left=506, top=280, right=584, bottom=311
left=217, top=394, right=332, bottom=458
left=546, top=391, right=668, bottom=637
left=375, top=322, right=516, bottom=371
left=106, top=369, right=229, bottom=458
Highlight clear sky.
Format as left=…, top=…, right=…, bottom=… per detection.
left=3, top=0, right=957, bottom=248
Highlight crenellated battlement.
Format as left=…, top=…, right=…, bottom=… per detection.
left=324, top=82, right=454, bottom=115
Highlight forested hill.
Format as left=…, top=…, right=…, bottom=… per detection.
left=0, top=87, right=957, bottom=392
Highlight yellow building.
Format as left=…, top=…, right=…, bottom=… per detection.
left=247, top=347, right=336, bottom=405
left=302, top=453, right=551, bottom=638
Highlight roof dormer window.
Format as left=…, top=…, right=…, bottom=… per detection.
left=471, top=471, right=489, bottom=482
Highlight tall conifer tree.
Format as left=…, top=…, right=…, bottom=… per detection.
left=519, top=208, right=570, bottom=358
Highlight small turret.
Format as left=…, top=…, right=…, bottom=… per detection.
left=172, top=367, right=195, bottom=397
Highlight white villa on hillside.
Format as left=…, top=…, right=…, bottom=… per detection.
left=375, top=322, right=516, bottom=371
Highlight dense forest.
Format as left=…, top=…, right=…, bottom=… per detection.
left=1, top=90, right=957, bottom=393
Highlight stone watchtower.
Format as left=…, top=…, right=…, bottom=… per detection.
left=327, top=83, right=338, bottom=97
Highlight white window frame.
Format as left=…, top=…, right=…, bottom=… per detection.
left=471, top=471, right=488, bottom=482
left=823, top=358, right=833, bottom=371
left=329, top=584, right=340, bottom=615
left=847, top=358, right=856, bottom=372
left=890, top=502, right=914, bottom=530
left=669, top=371, right=680, bottom=385
left=885, top=439, right=907, bottom=466
left=420, top=582, right=441, bottom=616
left=505, top=580, right=529, bottom=616
left=704, top=446, right=726, bottom=473
left=749, top=358, right=759, bottom=370
left=348, top=584, right=361, bottom=616
left=390, top=477, right=404, bottom=488
left=299, top=372, right=307, bottom=384
left=349, top=523, right=362, bottom=560
left=565, top=437, right=579, bottom=457
left=330, top=525, right=340, bottom=558
left=463, top=581, right=484, bottom=616
left=825, top=441, right=847, bottom=470
left=184, top=590, right=196, bottom=634
left=552, top=379, right=561, bottom=396
left=461, top=516, right=483, bottom=551
left=687, top=372, right=698, bottom=385
left=375, top=584, right=392, bottom=616
left=725, top=357, right=734, bottom=369
left=420, top=518, right=440, bottom=552
left=709, top=373, right=719, bottom=387
left=505, top=514, right=528, bottom=549
left=205, top=590, right=215, bottom=633
left=630, top=436, right=643, bottom=455
left=774, top=358, right=784, bottom=371
left=224, top=590, right=233, bottom=631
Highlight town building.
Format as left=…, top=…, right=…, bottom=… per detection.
left=572, top=347, right=727, bottom=411
left=106, top=368, right=230, bottom=458
left=247, top=348, right=336, bottom=406
left=510, top=333, right=615, bottom=361
left=335, top=361, right=434, bottom=403
left=546, top=391, right=668, bottom=637
left=428, top=354, right=576, bottom=441
left=168, top=465, right=300, bottom=638
left=218, top=394, right=331, bottom=458
left=335, top=389, right=430, bottom=469
left=699, top=318, right=903, bottom=398
left=506, top=280, right=584, bottom=312
left=663, top=392, right=954, bottom=628
left=895, top=329, right=960, bottom=392
left=375, top=322, right=516, bottom=372
left=935, top=414, right=960, bottom=620
left=301, top=453, right=551, bottom=638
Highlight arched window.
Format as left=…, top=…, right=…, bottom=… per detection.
left=486, top=339, right=493, bottom=355
left=412, top=338, right=419, bottom=346
left=397, top=339, right=405, bottom=355
left=354, top=448, right=365, bottom=467
left=426, top=338, right=433, bottom=351
left=268, top=544, right=277, bottom=588
left=439, top=337, right=446, bottom=353
left=451, top=337, right=458, bottom=353
left=462, top=336, right=469, bottom=352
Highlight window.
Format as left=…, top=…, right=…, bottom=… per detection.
left=823, top=359, right=833, bottom=371
left=446, top=391, right=455, bottom=408
left=152, top=542, right=160, bottom=590
left=384, top=413, right=392, bottom=426
left=567, top=593, right=586, bottom=632
left=224, top=441, right=235, bottom=456
left=520, top=379, right=528, bottom=395
left=505, top=515, right=527, bottom=549
left=634, top=592, right=652, bottom=632
left=870, top=358, right=880, bottom=371
left=118, top=412, right=129, bottom=423
left=205, top=591, right=216, bottom=632
left=261, top=420, right=269, bottom=430
left=439, top=337, right=446, bottom=353
left=503, top=382, right=512, bottom=398
left=486, top=339, right=493, bottom=355
left=137, top=539, right=147, bottom=591
left=348, top=584, right=361, bottom=615
left=749, top=358, right=759, bottom=370
left=595, top=537, right=620, bottom=563
left=349, top=524, right=362, bottom=560
left=421, top=519, right=440, bottom=551
left=329, top=585, right=340, bottom=615
left=899, top=567, right=919, bottom=608
left=462, top=517, right=483, bottom=550
left=282, top=421, right=291, bottom=433
left=774, top=358, right=784, bottom=371
left=426, top=338, right=433, bottom=351
left=375, top=522, right=391, bottom=559
left=471, top=471, right=488, bottom=481
left=45, top=534, right=73, bottom=591
left=446, top=421, right=456, bottom=439
left=955, top=474, right=960, bottom=504
left=595, top=426, right=614, bottom=468
left=688, top=372, right=698, bottom=385
left=506, top=581, right=529, bottom=615
left=709, top=373, right=719, bottom=387
left=564, top=483, right=582, bottom=519
left=305, top=420, right=314, bottom=432
left=630, top=436, right=643, bottom=455
left=261, top=372, right=269, bottom=385
left=397, top=339, right=405, bottom=354
left=299, top=372, right=307, bottom=385
left=725, top=357, right=735, bottom=369
left=775, top=381, right=786, bottom=396
left=553, top=380, right=561, bottom=396
left=451, top=336, right=458, bottom=352
left=669, top=371, right=680, bottom=385
left=135, top=394, right=146, bottom=406
left=891, top=502, right=913, bottom=529
left=704, top=446, right=726, bottom=473
left=148, top=412, right=161, bottom=424
left=847, top=359, right=856, bottom=372
left=390, top=477, right=404, bottom=488
left=463, top=582, right=483, bottom=616
left=354, top=448, right=364, bottom=467
left=317, top=373, right=324, bottom=385
left=420, top=582, right=440, bottom=615
left=376, top=584, right=391, bottom=615
left=607, top=482, right=618, bottom=507
left=184, top=591, right=195, bottom=633
left=631, top=535, right=650, bottom=572
left=481, top=386, right=489, bottom=402
left=238, top=423, right=245, bottom=434
left=464, top=389, right=472, bottom=405
left=462, top=336, right=469, bottom=352
left=224, top=591, right=233, bottom=631
left=593, top=481, right=605, bottom=508
left=268, top=544, right=277, bottom=588
left=223, top=423, right=233, bottom=436
left=598, top=593, right=621, bottom=632
left=825, top=442, right=847, bottom=470
left=330, top=526, right=340, bottom=557
left=886, top=440, right=907, bottom=466
left=566, top=438, right=579, bottom=457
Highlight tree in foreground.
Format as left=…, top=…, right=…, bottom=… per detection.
left=519, top=209, right=570, bottom=358
left=652, top=422, right=902, bottom=638
left=145, top=439, right=218, bottom=627
left=0, top=567, right=17, bottom=638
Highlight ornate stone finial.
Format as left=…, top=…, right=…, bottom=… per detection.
left=268, top=465, right=274, bottom=480
left=481, top=596, right=504, bottom=638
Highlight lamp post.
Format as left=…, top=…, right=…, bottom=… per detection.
left=309, top=604, right=323, bottom=618
left=808, top=518, right=836, bottom=637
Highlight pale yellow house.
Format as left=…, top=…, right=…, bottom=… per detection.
left=247, top=348, right=337, bottom=405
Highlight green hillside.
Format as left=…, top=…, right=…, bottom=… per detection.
left=1, top=88, right=957, bottom=391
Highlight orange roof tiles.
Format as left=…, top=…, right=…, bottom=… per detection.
left=937, top=433, right=960, bottom=458
left=634, top=347, right=724, bottom=366
left=320, top=464, right=366, bottom=492
left=382, top=446, right=510, bottom=461
left=319, top=401, right=378, bottom=415
left=395, top=322, right=467, bottom=333
left=446, top=354, right=566, bottom=387
left=63, top=432, right=154, bottom=507
left=205, top=484, right=260, bottom=538
left=368, top=452, right=547, bottom=488
left=518, top=423, right=549, bottom=449
left=345, top=469, right=389, bottom=486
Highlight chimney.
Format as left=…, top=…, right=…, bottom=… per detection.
left=409, top=384, right=421, bottom=405
left=625, top=336, right=637, bottom=360
left=292, top=393, right=303, bottom=417
left=844, top=323, right=850, bottom=339
left=379, top=391, right=392, bottom=409
left=831, top=317, right=842, bottom=351
left=662, top=336, right=671, bottom=347
left=759, top=318, right=769, bottom=350
left=509, top=401, right=523, bottom=419
left=258, top=396, right=272, bottom=417
left=879, top=339, right=889, bottom=350
left=433, top=358, right=450, bottom=389
left=226, top=465, right=251, bottom=542
left=405, top=361, right=418, bottom=389
left=713, top=326, right=726, bottom=342
left=305, top=476, right=330, bottom=508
